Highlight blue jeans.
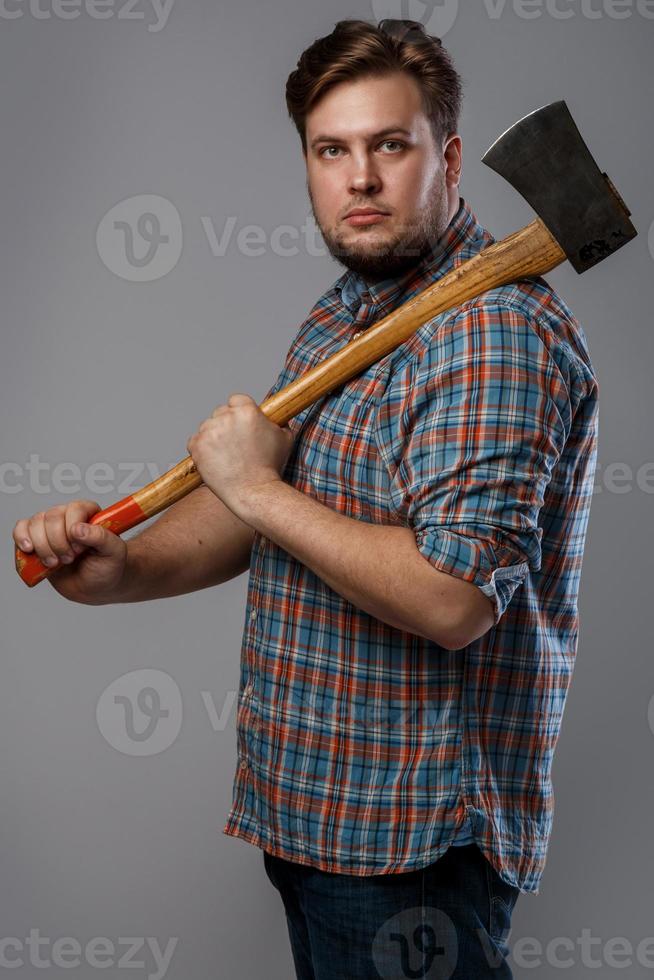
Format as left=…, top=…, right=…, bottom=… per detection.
left=263, top=843, right=520, bottom=979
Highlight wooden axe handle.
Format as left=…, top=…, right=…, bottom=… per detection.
left=16, top=217, right=564, bottom=587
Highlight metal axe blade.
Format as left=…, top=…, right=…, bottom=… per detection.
left=481, top=100, right=637, bottom=274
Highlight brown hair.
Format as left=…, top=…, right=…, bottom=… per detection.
left=286, top=19, right=463, bottom=154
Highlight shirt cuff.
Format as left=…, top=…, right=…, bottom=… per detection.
left=414, top=526, right=530, bottom=627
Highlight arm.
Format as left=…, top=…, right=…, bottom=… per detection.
left=102, top=483, right=255, bottom=604
left=227, top=300, right=572, bottom=649
left=234, top=479, right=494, bottom=650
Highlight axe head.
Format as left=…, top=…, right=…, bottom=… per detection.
left=482, top=100, right=637, bottom=274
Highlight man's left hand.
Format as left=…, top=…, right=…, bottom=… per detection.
left=186, top=393, right=296, bottom=516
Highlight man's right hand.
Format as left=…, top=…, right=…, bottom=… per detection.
left=13, top=500, right=128, bottom=603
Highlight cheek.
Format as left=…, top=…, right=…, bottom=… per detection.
left=390, top=155, right=439, bottom=211
left=308, top=167, right=341, bottom=218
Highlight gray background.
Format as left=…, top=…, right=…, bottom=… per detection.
left=1, top=1, right=653, bottom=977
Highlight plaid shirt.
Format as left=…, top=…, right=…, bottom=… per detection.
left=222, top=198, right=599, bottom=894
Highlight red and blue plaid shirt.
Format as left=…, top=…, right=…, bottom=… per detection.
left=222, top=198, right=599, bottom=894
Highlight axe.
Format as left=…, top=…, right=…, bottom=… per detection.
left=15, top=100, right=637, bottom=587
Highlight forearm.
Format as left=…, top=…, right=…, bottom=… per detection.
left=100, top=485, right=255, bottom=604
left=235, top=480, right=468, bottom=648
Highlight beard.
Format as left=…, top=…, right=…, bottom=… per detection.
left=308, top=179, right=451, bottom=283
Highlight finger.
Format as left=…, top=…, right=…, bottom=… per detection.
left=64, top=501, right=101, bottom=555
left=69, top=521, right=121, bottom=558
left=227, top=393, right=255, bottom=407
left=44, top=507, right=78, bottom=562
left=26, top=513, right=60, bottom=568
left=13, top=519, right=34, bottom=552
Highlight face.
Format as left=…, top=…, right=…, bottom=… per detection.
left=304, top=71, right=462, bottom=283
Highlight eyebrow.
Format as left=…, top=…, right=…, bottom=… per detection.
left=309, top=126, right=413, bottom=150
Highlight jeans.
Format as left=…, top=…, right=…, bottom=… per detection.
left=263, top=843, right=520, bottom=979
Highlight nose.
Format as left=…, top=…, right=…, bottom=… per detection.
left=347, top=151, right=382, bottom=196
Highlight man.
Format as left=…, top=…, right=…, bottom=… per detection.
left=13, top=18, right=599, bottom=979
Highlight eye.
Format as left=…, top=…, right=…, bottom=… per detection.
left=320, top=145, right=344, bottom=159
left=379, top=139, right=405, bottom=153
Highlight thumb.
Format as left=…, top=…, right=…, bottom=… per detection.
left=70, top=522, right=121, bottom=558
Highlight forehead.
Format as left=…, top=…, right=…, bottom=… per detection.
left=305, top=72, right=427, bottom=141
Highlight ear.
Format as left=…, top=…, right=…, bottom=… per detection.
left=444, top=135, right=462, bottom=187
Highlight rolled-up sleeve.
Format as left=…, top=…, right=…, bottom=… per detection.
left=378, top=301, right=574, bottom=626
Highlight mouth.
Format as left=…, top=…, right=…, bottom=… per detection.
left=343, top=208, right=391, bottom=227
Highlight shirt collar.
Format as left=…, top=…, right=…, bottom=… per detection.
left=334, top=197, right=487, bottom=315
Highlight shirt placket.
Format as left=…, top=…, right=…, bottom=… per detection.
left=349, top=289, right=378, bottom=339
left=239, top=560, right=263, bottom=778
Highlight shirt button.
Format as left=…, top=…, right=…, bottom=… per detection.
left=240, top=759, right=248, bottom=770
left=352, top=331, right=362, bottom=340
left=250, top=608, right=257, bottom=621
